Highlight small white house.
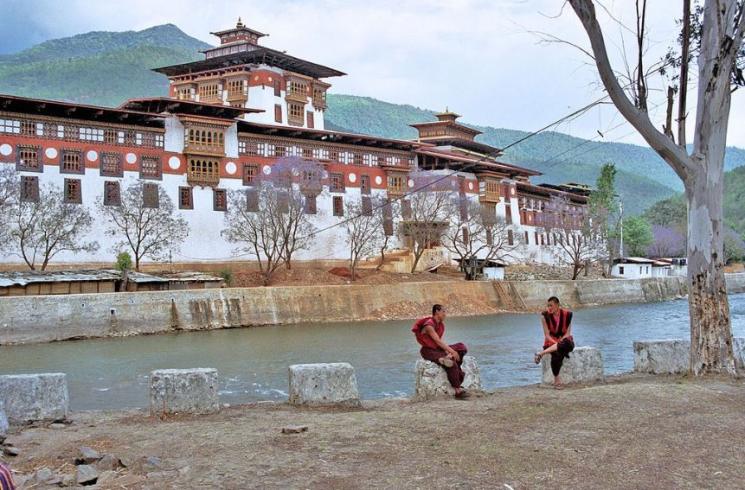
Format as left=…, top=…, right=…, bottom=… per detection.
left=611, top=257, right=657, bottom=279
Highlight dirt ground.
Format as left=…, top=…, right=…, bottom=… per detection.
left=3, top=375, right=745, bottom=489
left=231, top=266, right=463, bottom=288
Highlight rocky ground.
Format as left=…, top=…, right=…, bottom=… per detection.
left=2, top=375, right=744, bottom=489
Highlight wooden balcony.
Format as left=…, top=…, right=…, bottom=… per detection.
left=312, top=96, right=327, bottom=110
left=226, top=91, right=247, bottom=103
left=478, top=180, right=501, bottom=203
left=285, top=90, right=308, bottom=104
left=184, top=142, right=225, bottom=157
left=187, top=166, right=220, bottom=187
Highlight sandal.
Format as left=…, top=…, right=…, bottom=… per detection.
left=533, top=353, right=542, bottom=364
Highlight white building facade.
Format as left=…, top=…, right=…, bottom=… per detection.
left=0, top=20, right=589, bottom=268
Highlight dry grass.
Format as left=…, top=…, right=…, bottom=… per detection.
left=4, top=375, right=745, bottom=489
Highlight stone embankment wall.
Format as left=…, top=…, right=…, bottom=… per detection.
left=1, top=274, right=744, bottom=345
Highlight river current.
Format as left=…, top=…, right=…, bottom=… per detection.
left=1, top=294, right=744, bottom=410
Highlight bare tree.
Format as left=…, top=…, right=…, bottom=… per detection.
left=343, top=197, right=384, bottom=280
left=0, top=166, right=18, bottom=253
left=100, top=180, right=189, bottom=271
left=275, top=161, right=322, bottom=270
left=569, top=0, right=745, bottom=374
left=541, top=196, right=603, bottom=280
left=441, top=200, right=517, bottom=276
left=222, top=182, right=317, bottom=285
left=9, top=182, right=98, bottom=270
left=402, top=189, right=450, bottom=273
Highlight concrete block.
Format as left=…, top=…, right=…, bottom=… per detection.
left=414, top=356, right=482, bottom=400
left=288, top=363, right=361, bottom=407
left=732, top=337, right=745, bottom=371
left=0, top=401, right=8, bottom=436
left=541, top=347, right=604, bottom=385
left=149, top=368, right=219, bottom=416
left=0, top=373, right=69, bottom=424
left=633, top=340, right=690, bottom=374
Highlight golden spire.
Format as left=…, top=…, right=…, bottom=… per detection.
left=236, top=17, right=244, bottom=28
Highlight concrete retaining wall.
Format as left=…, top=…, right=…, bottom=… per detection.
left=1, top=274, right=743, bottom=345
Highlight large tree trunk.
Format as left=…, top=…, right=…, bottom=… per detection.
left=569, top=0, right=743, bottom=375
left=686, top=177, right=735, bottom=374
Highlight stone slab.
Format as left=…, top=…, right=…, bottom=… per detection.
left=541, top=346, right=604, bottom=385
left=0, top=401, right=8, bottom=436
left=288, top=363, right=361, bottom=407
left=149, top=368, right=219, bottom=416
left=0, top=373, right=69, bottom=424
left=734, top=337, right=745, bottom=371
left=414, top=356, right=482, bottom=400
left=633, top=340, right=690, bottom=374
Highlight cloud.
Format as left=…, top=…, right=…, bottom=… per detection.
left=1, top=0, right=743, bottom=150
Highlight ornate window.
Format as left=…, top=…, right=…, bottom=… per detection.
left=188, top=158, right=220, bottom=186
left=64, top=178, right=82, bottom=204
left=304, top=194, right=317, bottom=214
left=20, top=176, right=39, bottom=202
left=387, top=174, right=406, bottom=196
left=0, top=118, right=20, bottom=134
left=103, top=181, right=121, bottom=206
left=198, top=83, right=220, bottom=102
left=143, top=183, right=159, bottom=208
left=100, top=153, right=122, bottom=177
left=79, top=127, right=104, bottom=142
left=360, top=175, right=371, bottom=195
left=213, top=189, right=227, bottom=212
left=329, top=172, right=345, bottom=193
left=333, top=196, right=344, bottom=217
left=246, top=188, right=259, bottom=212
left=61, top=150, right=83, bottom=174
left=361, top=196, right=373, bottom=216
left=288, top=102, right=304, bottom=126
left=140, top=156, right=162, bottom=180
left=16, top=145, right=41, bottom=172
left=243, top=163, right=259, bottom=185
left=179, top=186, right=193, bottom=210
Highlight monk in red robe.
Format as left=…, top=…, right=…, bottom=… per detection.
left=412, top=304, right=470, bottom=399
left=534, top=296, right=575, bottom=389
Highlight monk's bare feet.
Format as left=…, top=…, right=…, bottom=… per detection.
left=438, top=356, right=454, bottom=368
left=454, top=388, right=470, bottom=399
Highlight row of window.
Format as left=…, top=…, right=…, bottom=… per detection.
left=14, top=146, right=162, bottom=179
left=523, top=230, right=581, bottom=247
left=0, top=117, right=164, bottom=148
left=17, top=175, right=376, bottom=218
left=238, top=137, right=415, bottom=168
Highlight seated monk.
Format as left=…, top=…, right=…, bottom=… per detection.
left=534, top=296, right=575, bottom=389
left=412, top=304, right=470, bottom=399
left=0, top=462, right=15, bottom=490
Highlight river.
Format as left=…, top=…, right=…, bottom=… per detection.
left=1, top=294, right=744, bottom=411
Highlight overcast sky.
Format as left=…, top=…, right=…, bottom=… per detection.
left=1, top=0, right=743, bottom=148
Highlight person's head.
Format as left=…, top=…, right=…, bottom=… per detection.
left=546, top=296, right=560, bottom=314
left=432, top=304, right=446, bottom=321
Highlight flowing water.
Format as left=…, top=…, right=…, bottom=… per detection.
left=1, top=294, right=744, bottom=411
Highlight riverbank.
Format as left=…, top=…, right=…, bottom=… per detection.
left=1, top=274, right=745, bottom=345
left=2, top=374, right=744, bottom=489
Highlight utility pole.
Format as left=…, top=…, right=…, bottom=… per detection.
left=619, top=199, right=624, bottom=258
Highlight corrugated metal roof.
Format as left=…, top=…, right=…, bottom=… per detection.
left=0, top=269, right=121, bottom=287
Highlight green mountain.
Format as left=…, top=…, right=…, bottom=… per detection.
left=324, top=95, right=683, bottom=215
left=0, top=24, right=210, bottom=106
left=644, top=165, right=745, bottom=239
left=2, top=24, right=744, bottom=215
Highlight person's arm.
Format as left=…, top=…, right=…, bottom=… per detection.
left=560, top=312, right=573, bottom=340
left=541, top=315, right=556, bottom=345
left=422, top=324, right=460, bottom=361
